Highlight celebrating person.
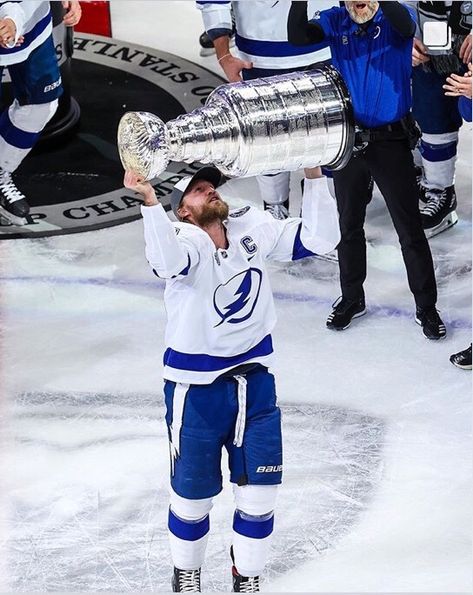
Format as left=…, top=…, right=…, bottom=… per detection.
left=124, top=164, right=340, bottom=592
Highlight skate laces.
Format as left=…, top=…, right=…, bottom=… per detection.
left=0, top=171, right=25, bottom=204
left=421, top=188, right=447, bottom=216
left=238, top=575, right=260, bottom=593
left=265, top=203, right=289, bottom=220
left=177, top=569, right=200, bottom=592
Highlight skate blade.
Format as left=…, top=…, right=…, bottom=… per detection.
left=199, top=47, right=216, bottom=57
left=314, top=251, right=338, bottom=263
left=0, top=206, right=28, bottom=227
left=425, top=211, right=458, bottom=239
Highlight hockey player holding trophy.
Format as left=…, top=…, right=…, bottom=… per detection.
left=119, top=68, right=348, bottom=591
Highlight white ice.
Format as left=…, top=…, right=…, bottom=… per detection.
left=0, top=2, right=471, bottom=592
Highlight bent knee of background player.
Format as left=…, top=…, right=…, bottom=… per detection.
left=232, top=484, right=279, bottom=577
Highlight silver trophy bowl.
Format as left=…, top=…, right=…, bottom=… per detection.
left=118, top=65, right=354, bottom=180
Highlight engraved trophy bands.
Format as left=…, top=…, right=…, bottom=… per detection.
left=117, top=65, right=355, bottom=180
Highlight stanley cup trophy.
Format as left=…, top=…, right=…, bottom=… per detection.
left=117, top=66, right=354, bottom=180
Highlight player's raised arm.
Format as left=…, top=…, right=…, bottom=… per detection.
left=123, top=171, right=196, bottom=279
left=262, top=167, right=340, bottom=262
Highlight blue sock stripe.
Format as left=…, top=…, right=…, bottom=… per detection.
left=0, top=110, right=40, bottom=150
left=168, top=509, right=209, bottom=542
left=419, top=140, right=458, bottom=163
left=233, top=510, right=274, bottom=539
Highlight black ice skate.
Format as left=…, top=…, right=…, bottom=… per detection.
left=450, top=344, right=472, bottom=370
left=264, top=198, right=290, bottom=220
left=199, top=31, right=215, bottom=57
left=420, top=185, right=458, bottom=238
left=415, top=306, right=446, bottom=340
left=0, top=169, right=30, bottom=226
left=232, top=566, right=260, bottom=593
left=326, top=296, right=366, bottom=331
left=172, top=567, right=201, bottom=592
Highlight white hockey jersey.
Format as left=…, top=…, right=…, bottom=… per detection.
left=0, top=1, right=52, bottom=66
left=141, top=177, right=340, bottom=385
left=197, top=0, right=337, bottom=69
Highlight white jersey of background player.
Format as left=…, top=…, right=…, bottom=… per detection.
left=124, top=165, right=339, bottom=592
left=197, top=0, right=337, bottom=219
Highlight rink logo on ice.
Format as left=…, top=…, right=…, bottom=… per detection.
left=213, top=268, right=263, bottom=327
left=0, top=34, right=225, bottom=240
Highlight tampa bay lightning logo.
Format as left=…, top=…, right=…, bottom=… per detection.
left=213, top=268, right=262, bottom=327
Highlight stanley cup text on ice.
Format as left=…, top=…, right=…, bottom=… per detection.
left=117, top=66, right=355, bottom=180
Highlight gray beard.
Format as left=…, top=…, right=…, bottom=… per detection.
left=346, top=2, right=379, bottom=24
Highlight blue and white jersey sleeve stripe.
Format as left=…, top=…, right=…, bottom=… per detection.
left=198, top=0, right=333, bottom=69
left=197, top=1, right=233, bottom=35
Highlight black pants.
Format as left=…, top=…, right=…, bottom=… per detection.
left=332, top=138, right=437, bottom=309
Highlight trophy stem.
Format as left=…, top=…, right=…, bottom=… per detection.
left=167, top=104, right=240, bottom=169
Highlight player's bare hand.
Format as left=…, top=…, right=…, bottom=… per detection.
left=62, top=0, right=82, bottom=27
left=218, top=54, right=253, bottom=83
left=412, top=37, right=430, bottom=67
left=0, top=17, right=17, bottom=47
left=459, top=34, right=472, bottom=65
left=444, top=64, right=473, bottom=98
left=124, top=170, right=158, bottom=206
left=303, top=166, right=322, bottom=179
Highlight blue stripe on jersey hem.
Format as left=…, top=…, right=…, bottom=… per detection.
left=419, top=140, right=458, bottom=162
left=0, top=110, right=40, bottom=149
left=233, top=510, right=274, bottom=539
left=235, top=33, right=327, bottom=57
left=168, top=509, right=210, bottom=541
left=163, top=335, right=273, bottom=372
left=292, top=223, right=317, bottom=261
left=0, top=12, right=51, bottom=55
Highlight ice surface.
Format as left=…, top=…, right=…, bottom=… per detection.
left=0, top=2, right=471, bottom=592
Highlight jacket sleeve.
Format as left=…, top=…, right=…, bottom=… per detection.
left=196, top=1, right=233, bottom=40
left=0, top=1, right=25, bottom=42
left=288, top=0, right=326, bottom=46
left=141, top=204, right=200, bottom=279
left=380, top=1, right=416, bottom=38
left=260, top=176, right=340, bottom=262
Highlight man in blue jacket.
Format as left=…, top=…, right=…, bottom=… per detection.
left=288, top=1, right=446, bottom=340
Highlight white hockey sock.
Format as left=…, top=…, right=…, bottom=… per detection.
left=0, top=99, right=58, bottom=172
left=420, top=131, right=458, bottom=190
left=168, top=508, right=210, bottom=571
left=232, top=509, right=274, bottom=577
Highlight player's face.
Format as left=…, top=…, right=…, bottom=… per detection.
left=179, top=179, right=229, bottom=226
left=345, top=1, right=379, bottom=24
